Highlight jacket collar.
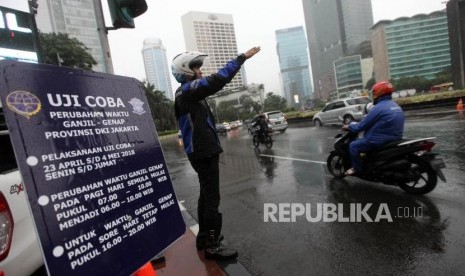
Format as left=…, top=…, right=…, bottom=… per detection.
left=374, top=95, right=392, bottom=104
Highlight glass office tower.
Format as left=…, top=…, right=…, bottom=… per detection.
left=142, top=38, right=173, bottom=100
left=302, top=0, right=373, bottom=100
left=36, top=0, right=109, bottom=73
left=275, top=26, right=313, bottom=108
left=372, top=11, right=451, bottom=81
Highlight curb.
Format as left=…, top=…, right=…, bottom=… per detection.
left=158, top=133, right=179, bottom=141
left=151, top=201, right=251, bottom=275
left=178, top=201, right=252, bottom=276
left=404, top=109, right=460, bottom=117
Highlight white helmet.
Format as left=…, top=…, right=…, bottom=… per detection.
left=171, top=51, right=208, bottom=83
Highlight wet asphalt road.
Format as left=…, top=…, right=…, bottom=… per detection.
left=162, top=110, right=465, bottom=276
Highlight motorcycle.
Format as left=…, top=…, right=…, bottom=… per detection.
left=252, top=128, right=273, bottom=148
left=327, top=117, right=446, bottom=194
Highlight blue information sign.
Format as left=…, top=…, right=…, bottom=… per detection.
left=0, top=61, right=186, bottom=276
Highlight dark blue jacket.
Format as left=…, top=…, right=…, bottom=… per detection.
left=348, top=96, right=404, bottom=146
left=175, top=54, right=246, bottom=160
left=252, top=118, right=268, bottom=133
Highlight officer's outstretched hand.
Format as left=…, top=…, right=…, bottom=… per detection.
left=244, top=46, right=261, bottom=59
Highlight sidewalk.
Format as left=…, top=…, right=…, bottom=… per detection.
left=152, top=228, right=226, bottom=276
left=151, top=203, right=251, bottom=276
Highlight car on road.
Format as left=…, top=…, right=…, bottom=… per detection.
left=247, top=111, right=288, bottom=134
left=247, top=115, right=267, bottom=135
left=246, top=116, right=259, bottom=134
left=313, top=96, right=371, bottom=126
left=229, top=122, right=238, bottom=130
left=0, top=129, right=44, bottom=276
left=235, top=120, right=243, bottom=127
left=262, top=111, right=288, bottom=133
left=216, top=123, right=227, bottom=134
left=222, top=122, right=231, bottom=131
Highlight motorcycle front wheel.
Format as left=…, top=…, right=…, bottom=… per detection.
left=264, top=135, right=273, bottom=149
left=327, top=152, right=346, bottom=178
left=253, top=135, right=260, bottom=147
left=398, top=156, right=437, bottom=194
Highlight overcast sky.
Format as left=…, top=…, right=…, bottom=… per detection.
left=103, top=0, right=446, bottom=95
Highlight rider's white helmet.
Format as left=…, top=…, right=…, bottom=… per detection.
left=171, top=51, right=208, bottom=83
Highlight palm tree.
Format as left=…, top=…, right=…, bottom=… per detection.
left=142, top=82, right=176, bottom=131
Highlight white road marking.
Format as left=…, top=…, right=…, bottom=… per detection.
left=178, top=200, right=199, bottom=235
left=178, top=200, right=186, bottom=211
left=190, top=224, right=199, bottom=235
left=260, top=154, right=326, bottom=165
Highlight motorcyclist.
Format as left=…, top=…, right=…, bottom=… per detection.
left=252, top=114, right=270, bottom=141
left=342, top=81, right=405, bottom=175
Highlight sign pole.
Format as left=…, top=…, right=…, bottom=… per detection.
left=93, top=0, right=114, bottom=74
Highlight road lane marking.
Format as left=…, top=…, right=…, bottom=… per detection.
left=178, top=200, right=186, bottom=211
left=190, top=224, right=199, bottom=235
left=260, top=154, right=326, bottom=165
left=178, top=200, right=200, bottom=235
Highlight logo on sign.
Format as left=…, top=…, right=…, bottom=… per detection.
left=128, top=98, right=146, bottom=115
left=6, top=90, right=41, bottom=118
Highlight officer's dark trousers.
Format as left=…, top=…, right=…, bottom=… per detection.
left=190, top=154, right=221, bottom=239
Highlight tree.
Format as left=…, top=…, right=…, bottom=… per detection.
left=239, top=95, right=254, bottom=113
left=391, top=76, right=432, bottom=92
left=251, top=102, right=262, bottom=114
left=365, top=77, right=376, bottom=90
left=39, top=32, right=97, bottom=70
left=143, top=82, right=176, bottom=131
left=433, top=67, right=452, bottom=85
left=388, top=67, right=452, bottom=92
left=263, top=92, right=287, bottom=112
left=217, top=101, right=238, bottom=122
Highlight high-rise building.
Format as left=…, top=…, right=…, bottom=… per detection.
left=333, top=55, right=373, bottom=99
left=275, top=26, right=313, bottom=108
left=35, top=0, right=110, bottom=73
left=142, top=38, right=173, bottom=100
left=371, top=11, right=451, bottom=81
left=302, top=0, right=373, bottom=100
left=181, top=11, right=245, bottom=91
left=447, top=0, right=465, bottom=89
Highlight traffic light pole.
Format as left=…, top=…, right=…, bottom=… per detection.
left=94, top=0, right=114, bottom=74
left=27, top=0, right=44, bottom=63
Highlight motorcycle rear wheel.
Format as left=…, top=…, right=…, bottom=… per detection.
left=327, top=152, right=346, bottom=178
left=253, top=135, right=260, bottom=147
left=398, top=156, right=437, bottom=194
